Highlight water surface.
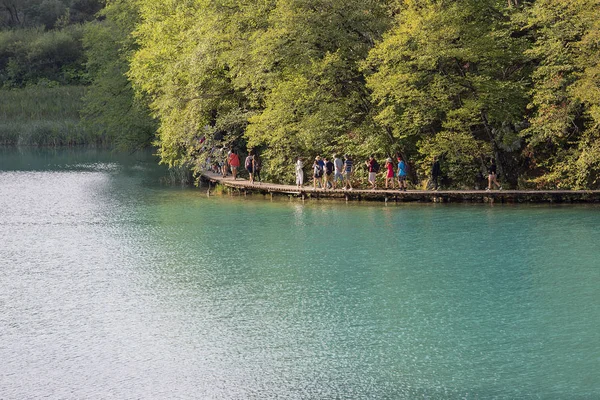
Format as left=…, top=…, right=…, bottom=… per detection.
left=1, top=149, right=599, bottom=399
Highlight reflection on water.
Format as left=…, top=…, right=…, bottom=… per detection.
left=1, top=149, right=599, bottom=399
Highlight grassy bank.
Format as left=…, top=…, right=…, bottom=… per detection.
left=0, top=86, right=104, bottom=146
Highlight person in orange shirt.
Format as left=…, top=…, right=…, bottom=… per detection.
left=228, top=149, right=240, bottom=180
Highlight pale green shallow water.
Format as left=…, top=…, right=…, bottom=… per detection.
left=1, top=149, right=599, bottom=399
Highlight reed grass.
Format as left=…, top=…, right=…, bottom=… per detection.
left=0, top=86, right=104, bottom=146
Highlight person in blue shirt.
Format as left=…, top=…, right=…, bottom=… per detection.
left=397, top=155, right=407, bottom=191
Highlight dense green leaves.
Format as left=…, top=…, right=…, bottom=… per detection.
left=0, top=0, right=103, bottom=29
left=0, top=26, right=88, bottom=87
left=81, top=0, right=155, bottom=149
left=119, top=0, right=600, bottom=187
left=364, top=0, right=531, bottom=187
left=524, top=0, right=600, bottom=188
left=8, top=0, right=595, bottom=188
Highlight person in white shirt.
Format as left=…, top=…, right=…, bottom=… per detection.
left=295, top=157, right=304, bottom=188
left=333, top=154, right=344, bottom=190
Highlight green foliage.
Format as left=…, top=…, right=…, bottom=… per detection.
left=524, top=0, right=600, bottom=188
left=0, top=25, right=88, bottom=87
left=364, top=0, right=531, bottom=187
left=81, top=0, right=156, bottom=150
left=128, top=0, right=392, bottom=181
left=86, top=0, right=600, bottom=188
left=1, top=0, right=103, bottom=29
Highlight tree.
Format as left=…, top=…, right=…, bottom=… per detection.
left=524, top=0, right=600, bottom=188
left=82, top=0, right=155, bottom=149
left=128, top=0, right=391, bottom=181
left=364, top=0, right=530, bottom=187
left=1, top=0, right=103, bottom=29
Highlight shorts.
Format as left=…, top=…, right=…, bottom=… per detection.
left=368, top=172, right=376, bottom=182
left=398, top=175, right=406, bottom=181
left=344, top=171, right=352, bottom=179
left=334, top=171, right=343, bottom=181
left=247, top=166, right=253, bottom=173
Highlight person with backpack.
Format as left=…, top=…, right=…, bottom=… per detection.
left=245, top=150, right=255, bottom=184
left=486, top=158, right=502, bottom=191
left=365, top=155, right=379, bottom=190
left=397, top=154, right=407, bottom=191
left=313, top=156, right=324, bottom=190
left=323, top=156, right=334, bottom=190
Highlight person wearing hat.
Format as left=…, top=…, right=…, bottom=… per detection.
left=385, top=157, right=395, bottom=189
left=313, top=156, right=324, bottom=190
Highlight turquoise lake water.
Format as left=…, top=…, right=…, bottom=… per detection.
left=1, top=149, right=599, bottom=399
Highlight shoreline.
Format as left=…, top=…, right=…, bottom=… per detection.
left=200, top=172, right=600, bottom=204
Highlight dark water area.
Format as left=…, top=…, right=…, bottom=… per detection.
left=1, top=149, right=599, bottom=399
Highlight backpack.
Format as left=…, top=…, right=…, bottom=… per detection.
left=325, top=161, right=334, bottom=175
left=372, top=160, right=380, bottom=173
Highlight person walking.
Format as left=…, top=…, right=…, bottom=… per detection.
left=245, top=150, right=255, bottom=184
left=397, top=155, right=407, bottom=191
left=323, top=156, right=334, bottom=190
left=228, top=149, right=240, bottom=180
left=343, top=154, right=353, bottom=190
left=295, top=157, right=304, bottom=188
left=486, top=158, right=502, bottom=190
left=384, top=157, right=395, bottom=189
left=365, top=155, right=378, bottom=190
left=431, top=156, right=441, bottom=190
left=333, top=154, right=344, bottom=189
left=313, top=156, right=324, bottom=190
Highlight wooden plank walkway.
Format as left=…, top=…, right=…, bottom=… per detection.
left=200, top=172, right=600, bottom=203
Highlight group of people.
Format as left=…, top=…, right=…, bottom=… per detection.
left=211, top=148, right=262, bottom=184
left=295, top=154, right=412, bottom=191
left=212, top=147, right=503, bottom=191
left=295, top=154, right=502, bottom=191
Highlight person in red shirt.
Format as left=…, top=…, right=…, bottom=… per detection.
left=385, top=157, right=395, bottom=189
left=228, top=149, right=240, bottom=180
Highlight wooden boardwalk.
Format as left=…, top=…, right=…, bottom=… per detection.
left=200, top=172, right=600, bottom=203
